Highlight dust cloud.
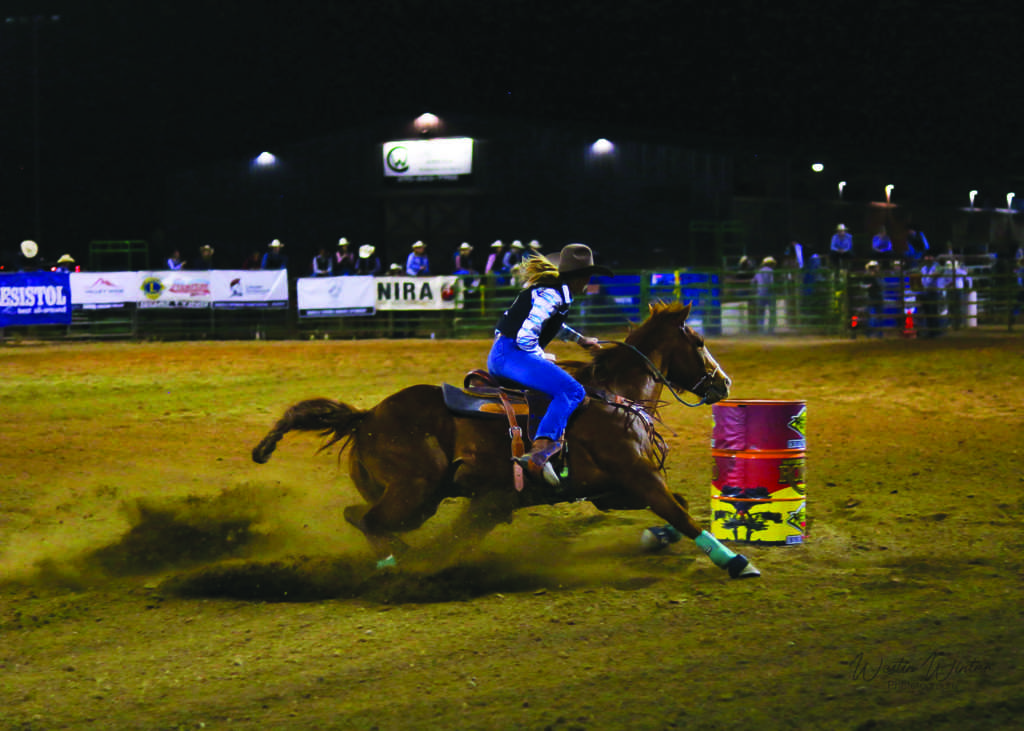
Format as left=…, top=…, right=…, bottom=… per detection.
left=2, top=483, right=670, bottom=603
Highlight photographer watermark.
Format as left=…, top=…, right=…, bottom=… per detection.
left=848, top=651, right=992, bottom=691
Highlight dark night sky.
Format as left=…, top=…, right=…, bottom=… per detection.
left=2, top=0, right=1022, bottom=254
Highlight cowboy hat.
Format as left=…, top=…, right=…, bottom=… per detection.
left=57, top=253, right=76, bottom=264
left=836, top=223, right=847, bottom=232
left=511, top=240, right=525, bottom=250
left=338, top=237, right=349, bottom=246
left=761, top=256, right=777, bottom=267
left=20, top=240, right=38, bottom=258
left=411, top=240, right=426, bottom=249
left=528, top=240, right=541, bottom=250
left=200, top=244, right=214, bottom=253
left=268, top=239, right=284, bottom=248
left=359, top=244, right=375, bottom=258
left=551, top=243, right=613, bottom=277
left=459, top=242, right=472, bottom=251
left=491, top=240, right=503, bottom=249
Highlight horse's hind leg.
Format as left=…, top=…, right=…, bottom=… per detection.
left=344, top=469, right=447, bottom=568
left=343, top=504, right=411, bottom=565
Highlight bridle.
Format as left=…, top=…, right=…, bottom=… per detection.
left=596, top=336, right=723, bottom=408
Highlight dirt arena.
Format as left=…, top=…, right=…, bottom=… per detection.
left=2, top=331, right=1022, bottom=730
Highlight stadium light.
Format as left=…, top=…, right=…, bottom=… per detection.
left=1007, top=192, right=1016, bottom=210
left=414, top=112, right=440, bottom=135
left=969, top=190, right=978, bottom=208
left=838, top=181, right=846, bottom=199
left=885, top=184, right=894, bottom=204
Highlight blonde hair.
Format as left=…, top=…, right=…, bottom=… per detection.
left=519, top=255, right=559, bottom=288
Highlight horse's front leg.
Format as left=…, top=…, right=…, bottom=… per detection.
left=627, top=469, right=761, bottom=580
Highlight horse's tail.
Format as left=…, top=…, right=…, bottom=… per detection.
left=252, top=397, right=368, bottom=464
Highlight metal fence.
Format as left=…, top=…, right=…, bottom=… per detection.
left=4, top=267, right=1022, bottom=343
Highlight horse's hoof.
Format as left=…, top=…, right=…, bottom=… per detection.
left=726, top=554, right=761, bottom=579
left=375, top=554, right=397, bottom=570
left=640, top=525, right=683, bottom=552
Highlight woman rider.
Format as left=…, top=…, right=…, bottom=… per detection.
left=488, top=243, right=612, bottom=485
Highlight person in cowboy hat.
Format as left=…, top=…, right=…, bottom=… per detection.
left=335, top=237, right=356, bottom=275
left=830, top=223, right=853, bottom=269
left=488, top=243, right=613, bottom=486
left=54, top=253, right=76, bottom=273
left=261, top=239, right=288, bottom=270
left=405, top=240, right=430, bottom=276
left=356, top=244, right=382, bottom=275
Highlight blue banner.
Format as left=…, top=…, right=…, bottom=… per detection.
left=0, top=271, right=72, bottom=326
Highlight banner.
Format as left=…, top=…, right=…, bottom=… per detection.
left=297, top=276, right=375, bottom=317
left=137, top=270, right=213, bottom=309
left=0, top=271, right=72, bottom=326
left=70, top=271, right=136, bottom=310
left=374, top=276, right=461, bottom=311
left=210, top=270, right=289, bottom=309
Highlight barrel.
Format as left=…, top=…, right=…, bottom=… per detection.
left=710, top=399, right=807, bottom=545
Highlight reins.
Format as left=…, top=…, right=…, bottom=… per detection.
left=595, top=339, right=715, bottom=408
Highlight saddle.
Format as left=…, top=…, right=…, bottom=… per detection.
left=441, top=369, right=556, bottom=491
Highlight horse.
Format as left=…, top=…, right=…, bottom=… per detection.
left=252, top=302, right=761, bottom=579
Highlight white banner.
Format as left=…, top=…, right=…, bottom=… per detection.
left=210, top=270, right=289, bottom=309
left=382, top=137, right=474, bottom=178
left=297, top=276, right=376, bottom=317
left=374, top=276, right=461, bottom=311
left=136, top=271, right=213, bottom=309
left=70, top=271, right=137, bottom=309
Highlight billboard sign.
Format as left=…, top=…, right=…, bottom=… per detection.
left=382, top=137, right=473, bottom=179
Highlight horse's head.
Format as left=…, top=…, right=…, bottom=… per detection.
left=629, top=302, right=732, bottom=406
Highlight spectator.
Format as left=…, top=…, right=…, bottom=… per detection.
left=166, top=249, right=186, bottom=270
left=863, top=260, right=885, bottom=337
left=406, top=241, right=430, bottom=276
left=503, top=240, right=525, bottom=272
left=196, top=244, right=215, bottom=270
left=54, top=254, right=76, bottom=273
left=752, top=256, right=777, bottom=333
left=453, top=242, right=476, bottom=274
left=523, top=239, right=543, bottom=262
left=949, top=259, right=972, bottom=330
left=261, top=239, right=288, bottom=270
left=18, top=240, right=45, bottom=271
left=335, top=238, right=356, bottom=275
left=242, top=251, right=261, bottom=270
left=917, top=251, right=943, bottom=337
left=485, top=240, right=505, bottom=280
left=312, top=247, right=334, bottom=277
left=388, top=263, right=404, bottom=275
left=783, top=241, right=804, bottom=270
left=905, top=226, right=930, bottom=264
left=830, top=223, right=853, bottom=269
left=356, top=244, right=382, bottom=276
left=871, top=226, right=893, bottom=261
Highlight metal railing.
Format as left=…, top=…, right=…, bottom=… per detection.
left=4, top=268, right=1022, bottom=342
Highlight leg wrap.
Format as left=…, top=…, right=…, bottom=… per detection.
left=694, top=530, right=737, bottom=569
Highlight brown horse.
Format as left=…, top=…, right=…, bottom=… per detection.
left=252, top=302, right=760, bottom=579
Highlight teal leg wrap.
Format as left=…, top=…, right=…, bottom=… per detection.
left=695, top=530, right=737, bottom=569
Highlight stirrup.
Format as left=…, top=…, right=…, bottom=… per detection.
left=512, top=439, right=563, bottom=487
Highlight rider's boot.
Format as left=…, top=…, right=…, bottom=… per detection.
left=513, top=437, right=563, bottom=487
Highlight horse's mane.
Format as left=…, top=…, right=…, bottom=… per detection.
left=573, top=301, right=691, bottom=386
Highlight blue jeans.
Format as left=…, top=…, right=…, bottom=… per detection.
left=487, top=336, right=586, bottom=441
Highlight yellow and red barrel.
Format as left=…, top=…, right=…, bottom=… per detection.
left=710, top=399, right=807, bottom=545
